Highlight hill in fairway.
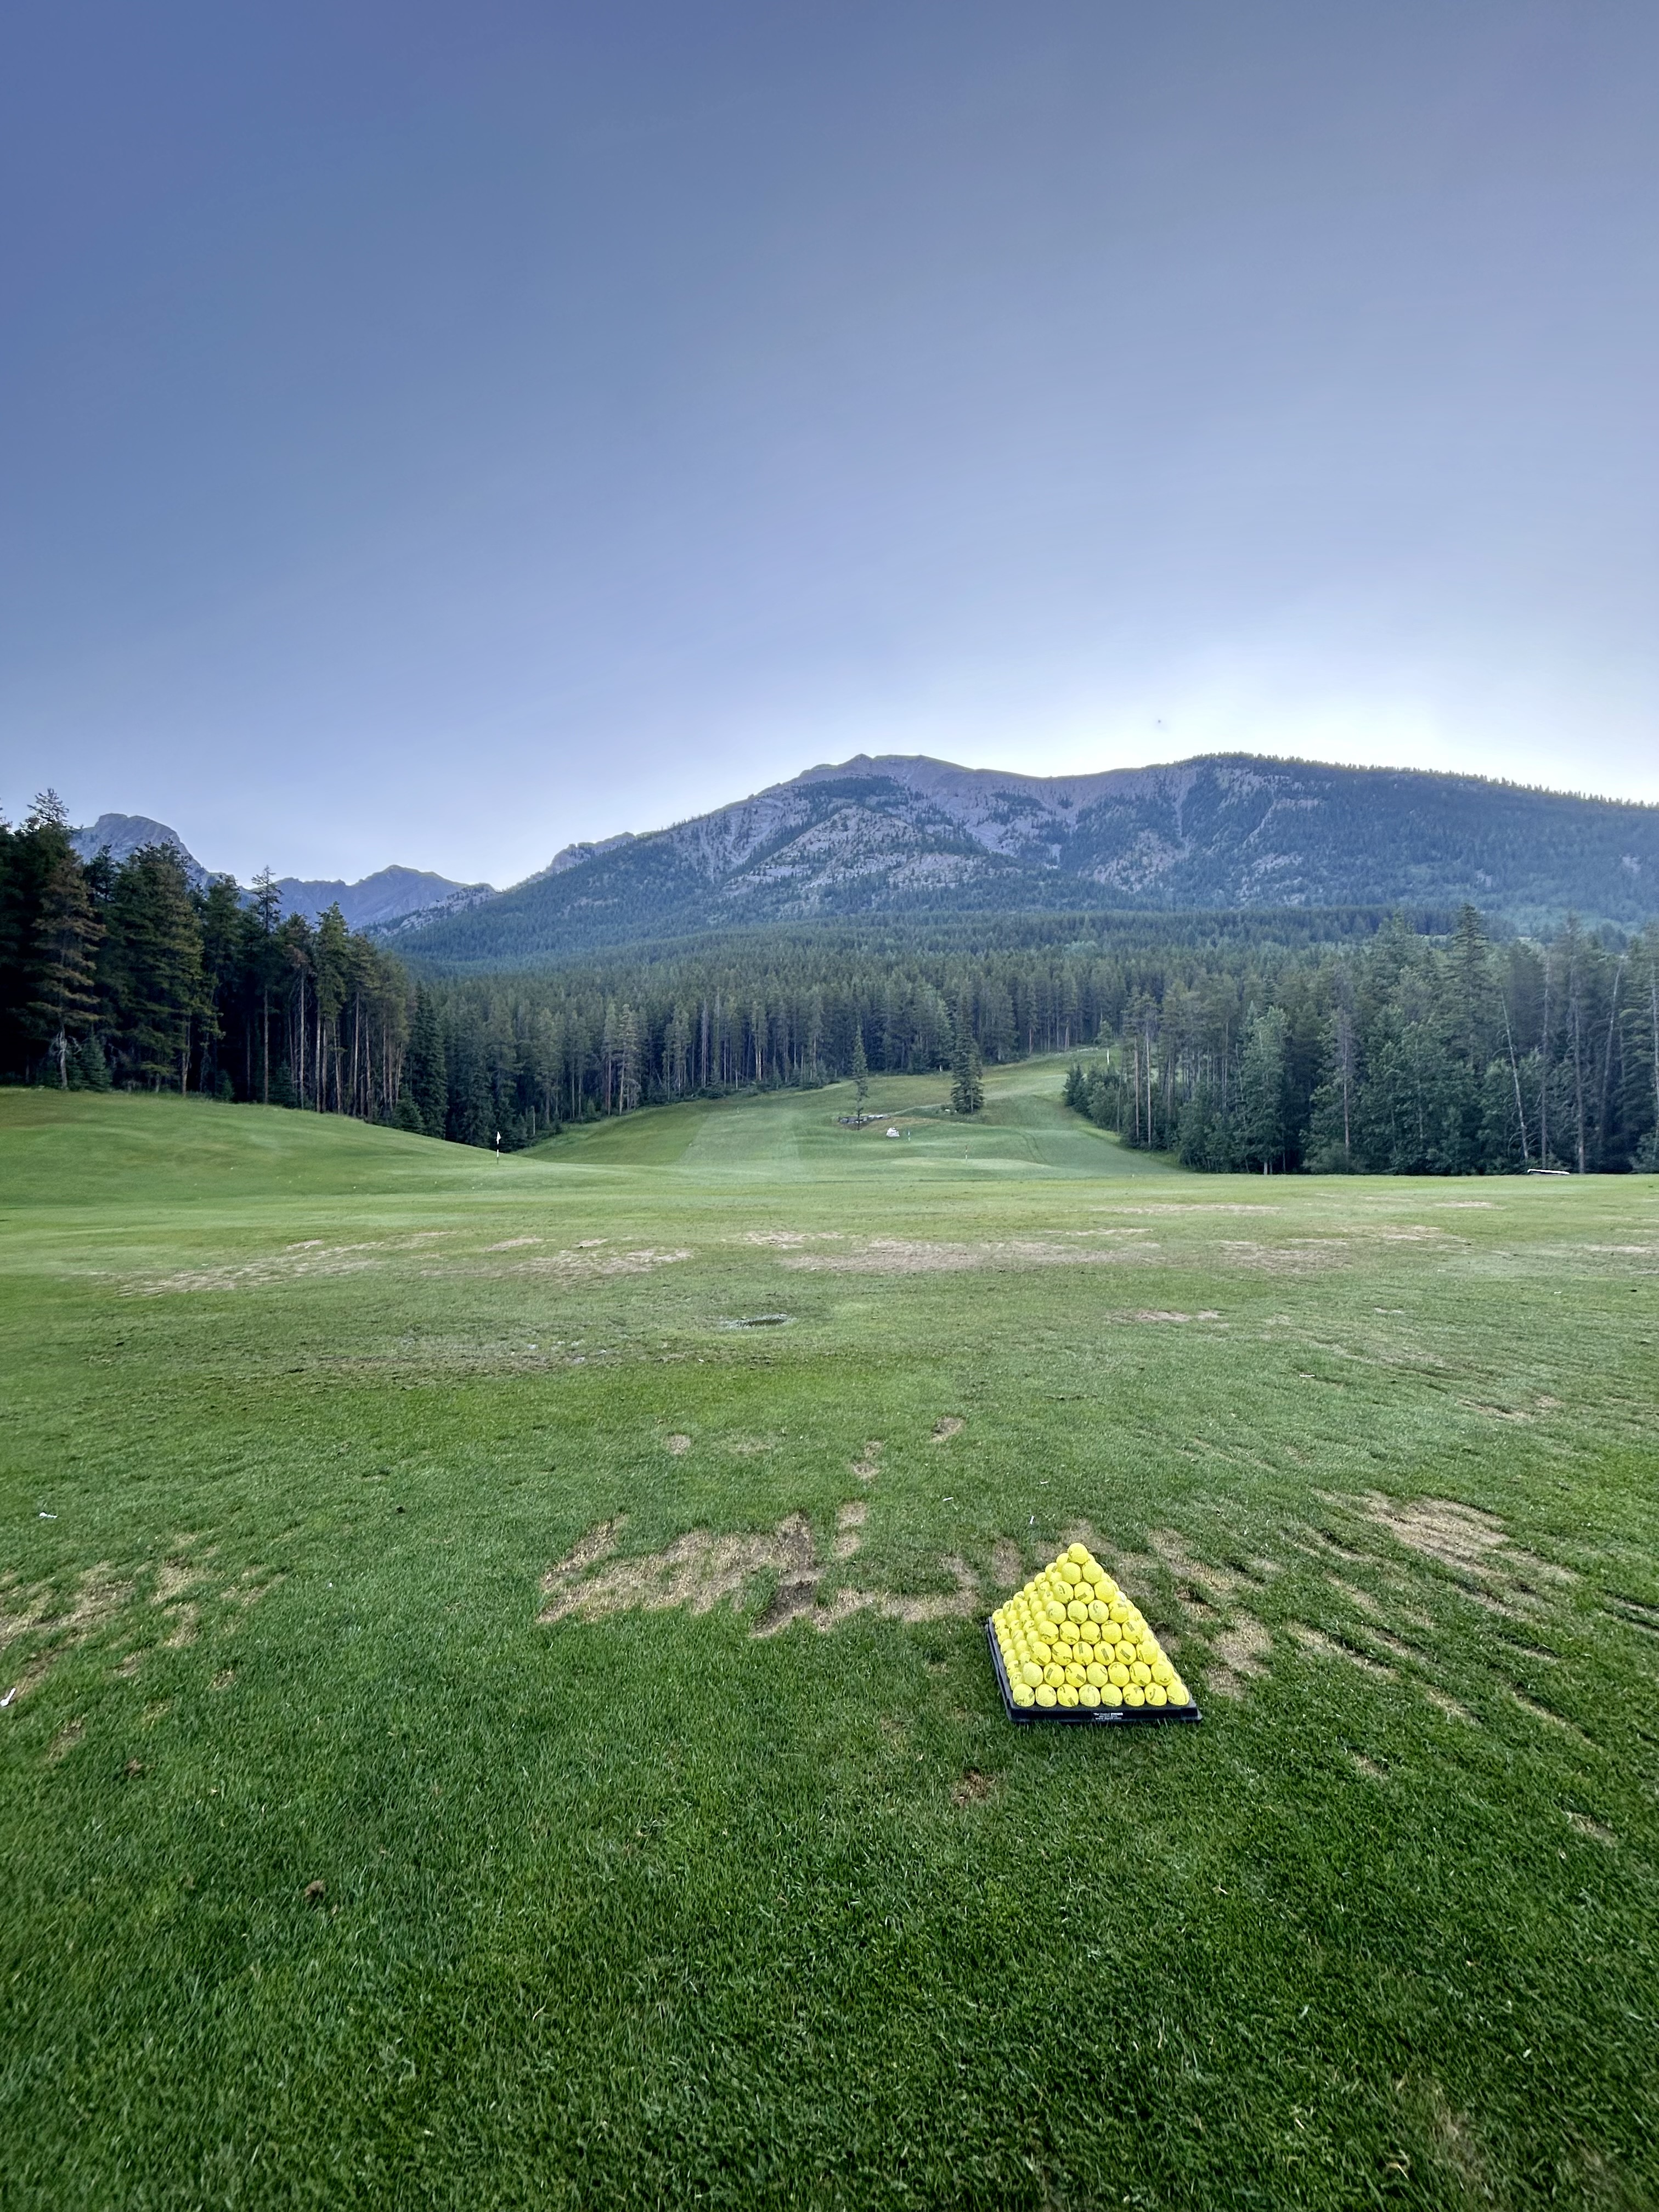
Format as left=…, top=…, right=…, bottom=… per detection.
left=1, top=1079, right=1654, bottom=2207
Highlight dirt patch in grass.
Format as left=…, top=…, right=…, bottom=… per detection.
left=162, top=1603, right=199, bottom=1649
left=1348, top=1753, right=1388, bottom=1781
left=931, top=1417, right=964, bottom=1441
left=951, top=1769, right=997, bottom=1807
left=4, top=1565, right=137, bottom=1702
left=1422, top=1686, right=1476, bottom=1724
left=665, top=1434, right=692, bottom=1455
left=780, top=1237, right=1160, bottom=1276
left=151, top=1561, right=200, bottom=1605
left=1604, top=1593, right=1659, bottom=1640
left=0, top=1579, right=55, bottom=1656
left=1509, top=1690, right=1589, bottom=1742
left=1122, top=1310, right=1223, bottom=1324
left=1290, top=1623, right=1395, bottom=1678
left=482, top=1237, right=541, bottom=1250
left=541, top=1513, right=982, bottom=1637
left=1351, top=1492, right=1577, bottom=1615
left=1206, top=1617, right=1272, bottom=1697
left=221, top=1568, right=284, bottom=1610
left=1144, top=1529, right=1252, bottom=1604
left=1217, top=1241, right=1348, bottom=1275
left=1565, top=1811, right=1616, bottom=1846
left=825, top=1558, right=982, bottom=1629
left=540, top=1515, right=816, bottom=1624
left=1357, top=1494, right=1506, bottom=1572
left=833, top=1502, right=867, bottom=1560
left=47, top=1719, right=83, bottom=1762
left=1418, top=2081, right=1493, bottom=2200
left=991, top=1538, right=1024, bottom=1588
left=1091, top=1203, right=1276, bottom=1216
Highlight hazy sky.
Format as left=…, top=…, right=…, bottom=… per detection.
left=3, top=2, right=1655, bottom=885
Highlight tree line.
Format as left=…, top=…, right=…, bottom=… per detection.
left=1, top=797, right=409, bottom=1112
left=1064, top=908, right=1659, bottom=1173
left=5, top=795, right=1654, bottom=1171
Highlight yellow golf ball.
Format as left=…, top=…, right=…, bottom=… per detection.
left=1036, top=1684, right=1057, bottom=1708
left=1013, top=1683, right=1035, bottom=1707
left=1100, top=1683, right=1123, bottom=1708
left=1057, top=1685, right=1079, bottom=1708
left=1124, top=1684, right=1146, bottom=1707
left=1020, top=1661, right=1043, bottom=1688
left=1078, top=1684, right=1101, bottom=1709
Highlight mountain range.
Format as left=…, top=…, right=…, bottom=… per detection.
left=68, top=815, right=490, bottom=932
left=71, top=752, right=1659, bottom=969
left=393, top=753, right=1659, bottom=968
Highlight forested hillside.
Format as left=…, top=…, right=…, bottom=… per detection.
left=5, top=793, right=1656, bottom=1172
left=398, top=752, right=1659, bottom=966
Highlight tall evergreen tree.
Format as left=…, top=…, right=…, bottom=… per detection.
left=406, top=987, right=447, bottom=1136
left=99, top=844, right=205, bottom=1090
left=950, top=1007, right=984, bottom=1115
left=22, top=795, right=103, bottom=1086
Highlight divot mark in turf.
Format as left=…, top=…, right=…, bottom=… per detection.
left=1604, top=1593, right=1659, bottom=1640
left=1348, top=1492, right=1576, bottom=1615
left=1207, top=1618, right=1272, bottom=1697
left=1290, top=1624, right=1395, bottom=1678
left=931, top=1417, right=964, bottom=1441
left=1508, top=1689, right=1589, bottom=1741
left=1423, top=1686, right=1476, bottom=1724
left=951, top=1769, right=996, bottom=1805
left=539, top=1513, right=983, bottom=1635
left=1564, top=1811, right=1616, bottom=1846
left=665, top=1434, right=692, bottom=1455
left=833, top=1503, right=867, bottom=1560
left=1348, top=1753, right=1388, bottom=1781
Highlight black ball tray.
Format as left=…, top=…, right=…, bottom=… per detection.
left=986, top=1618, right=1203, bottom=1727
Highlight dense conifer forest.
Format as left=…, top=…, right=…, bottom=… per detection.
left=4, top=794, right=1655, bottom=1171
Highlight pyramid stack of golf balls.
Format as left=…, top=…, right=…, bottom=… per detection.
left=993, top=1543, right=1190, bottom=1711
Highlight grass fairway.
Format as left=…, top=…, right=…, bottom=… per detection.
left=2, top=1066, right=1656, bottom=2210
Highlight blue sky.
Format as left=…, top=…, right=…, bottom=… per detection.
left=3, top=2, right=1655, bottom=885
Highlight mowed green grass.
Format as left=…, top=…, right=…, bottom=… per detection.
left=2, top=1067, right=1656, bottom=2210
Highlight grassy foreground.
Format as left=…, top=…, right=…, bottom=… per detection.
left=1, top=1065, right=1655, bottom=2209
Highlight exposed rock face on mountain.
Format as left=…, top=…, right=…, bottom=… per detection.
left=70, top=814, right=210, bottom=888
left=397, top=753, right=1659, bottom=968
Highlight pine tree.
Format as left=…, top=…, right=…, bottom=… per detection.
left=850, top=1022, right=869, bottom=1115
left=100, top=844, right=205, bottom=1090
left=23, top=798, right=102, bottom=1086
left=406, top=987, right=447, bottom=1137
left=950, top=1008, right=984, bottom=1115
